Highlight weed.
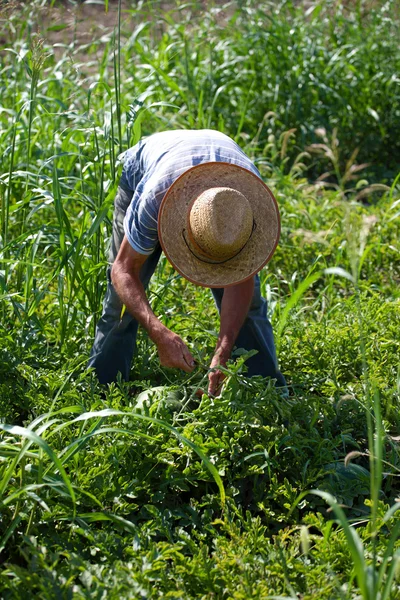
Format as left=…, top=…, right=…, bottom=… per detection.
left=0, top=1, right=399, bottom=598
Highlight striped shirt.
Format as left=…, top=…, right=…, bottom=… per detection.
left=120, top=129, right=261, bottom=255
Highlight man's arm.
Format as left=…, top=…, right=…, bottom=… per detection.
left=208, top=277, right=255, bottom=395
left=111, top=237, right=195, bottom=372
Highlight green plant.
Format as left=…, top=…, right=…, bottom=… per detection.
left=0, top=0, right=399, bottom=597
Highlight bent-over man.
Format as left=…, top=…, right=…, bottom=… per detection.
left=88, top=129, right=286, bottom=396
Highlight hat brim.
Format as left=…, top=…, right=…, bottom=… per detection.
left=158, top=162, right=280, bottom=288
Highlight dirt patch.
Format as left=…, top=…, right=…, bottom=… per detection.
left=0, top=0, right=231, bottom=65
left=0, top=0, right=385, bottom=64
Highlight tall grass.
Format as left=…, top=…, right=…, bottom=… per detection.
left=0, top=0, right=399, bottom=338
left=0, top=0, right=399, bottom=598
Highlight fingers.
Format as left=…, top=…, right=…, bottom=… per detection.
left=207, top=350, right=228, bottom=396
left=208, top=369, right=225, bottom=396
left=180, top=358, right=194, bottom=373
left=181, top=344, right=195, bottom=373
left=157, top=332, right=195, bottom=373
left=160, top=352, right=193, bottom=372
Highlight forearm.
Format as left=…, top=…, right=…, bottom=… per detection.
left=111, top=264, right=166, bottom=343
left=110, top=238, right=194, bottom=373
left=215, top=277, right=255, bottom=361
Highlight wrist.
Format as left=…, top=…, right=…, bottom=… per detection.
left=215, top=336, right=234, bottom=359
left=148, top=321, right=169, bottom=345
left=213, top=346, right=231, bottom=365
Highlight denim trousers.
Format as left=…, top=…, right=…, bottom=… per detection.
left=88, top=186, right=287, bottom=390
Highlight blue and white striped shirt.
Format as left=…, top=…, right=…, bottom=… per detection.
left=121, top=129, right=261, bottom=255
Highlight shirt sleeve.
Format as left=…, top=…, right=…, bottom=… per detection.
left=119, top=141, right=144, bottom=192
left=123, top=180, right=160, bottom=255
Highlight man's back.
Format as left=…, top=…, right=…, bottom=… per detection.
left=89, top=128, right=286, bottom=392
left=121, top=129, right=260, bottom=255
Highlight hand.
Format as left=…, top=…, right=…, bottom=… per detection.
left=156, top=329, right=195, bottom=373
left=208, top=352, right=228, bottom=396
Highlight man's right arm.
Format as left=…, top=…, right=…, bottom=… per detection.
left=111, top=236, right=195, bottom=373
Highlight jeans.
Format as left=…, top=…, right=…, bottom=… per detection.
left=88, top=186, right=287, bottom=390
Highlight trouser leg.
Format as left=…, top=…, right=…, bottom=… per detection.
left=88, top=186, right=162, bottom=384
left=211, top=275, right=287, bottom=388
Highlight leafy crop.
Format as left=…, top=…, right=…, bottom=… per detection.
left=0, top=0, right=400, bottom=598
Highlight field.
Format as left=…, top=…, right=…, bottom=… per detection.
left=0, top=0, right=400, bottom=597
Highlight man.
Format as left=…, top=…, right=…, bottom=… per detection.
left=88, top=129, right=286, bottom=396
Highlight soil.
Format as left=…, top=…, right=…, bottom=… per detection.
left=0, top=0, right=382, bottom=65
left=0, top=0, right=232, bottom=66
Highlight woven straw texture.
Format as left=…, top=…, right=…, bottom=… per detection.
left=158, top=162, right=280, bottom=288
left=189, top=187, right=253, bottom=260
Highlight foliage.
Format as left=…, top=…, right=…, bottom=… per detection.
left=0, top=0, right=400, bottom=598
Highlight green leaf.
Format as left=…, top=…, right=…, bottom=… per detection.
left=0, top=424, right=76, bottom=511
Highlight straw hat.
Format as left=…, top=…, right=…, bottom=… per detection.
left=158, top=162, right=280, bottom=288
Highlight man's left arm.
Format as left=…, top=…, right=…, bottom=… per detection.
left=208, top=277, right=255, bottom=395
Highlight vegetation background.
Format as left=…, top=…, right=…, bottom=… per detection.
left=0, top=0, right=399, bottom=597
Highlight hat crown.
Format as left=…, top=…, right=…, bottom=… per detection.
left=189, top=187, right=253, bottom=261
